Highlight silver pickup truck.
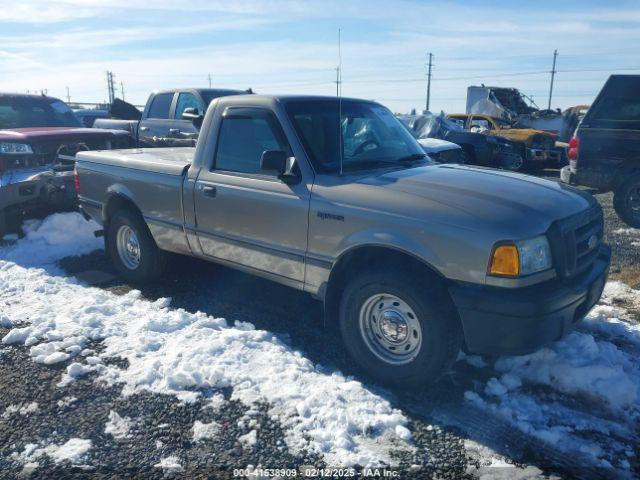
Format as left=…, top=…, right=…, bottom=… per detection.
left=75, top=95, right=611, bottom=388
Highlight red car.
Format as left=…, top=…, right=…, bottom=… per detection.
left=0, top=93, right=134, bottom=235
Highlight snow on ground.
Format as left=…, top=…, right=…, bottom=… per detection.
left=464, top=440, right=555, bottom=480
left=0, top=213, right=411, bottom=468
left=1, top=402, right=38, bottom=418
left=12, top=438, right=92, bottom=466
left=464, top=283, right=640, bottom=474
left=191, top=420, right=220, bottom=442
left=104, top=410, right=134, bottom=439
left=154, top=456, right=184, bottom=474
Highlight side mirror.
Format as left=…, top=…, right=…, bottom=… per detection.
left=260, top=150, right=300, bottom=184
left=260, top=150, right=287, bottom=174
left=182, top=107, right=203, bottom=124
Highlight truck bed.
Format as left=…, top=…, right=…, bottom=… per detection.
left=76, top=147, right=194, bottom=176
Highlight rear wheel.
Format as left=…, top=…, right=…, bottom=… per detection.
left=614, top=172, right=640, bottom=228
left=107, top=209, right=166, bottom=283
left=339, top=269, right=462, bottom=389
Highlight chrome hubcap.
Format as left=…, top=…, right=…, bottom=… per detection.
left=116, top=225, right=141, bottom=269
left=358, top=293, right=422, bottom=365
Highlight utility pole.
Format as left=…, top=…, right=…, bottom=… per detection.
left=120, top=81, right=125, bottom=101
left=548, top=49, right=558, bottom=110
left=106, top=71, right=116, bottom=104
left=208, top=73, right=212, bottom=88
left=65, top=86, right=71, bottom=103
left=426, top=52, right=433, bottom=112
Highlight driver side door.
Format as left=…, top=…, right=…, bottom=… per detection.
left=193, top=107, right=311, bottom=285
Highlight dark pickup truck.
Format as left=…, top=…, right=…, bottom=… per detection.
left=0, top=93, right=134, bottom=235
left=561, top=75, right=640, bottom=227
left=94, top=88, right=249, bottom=148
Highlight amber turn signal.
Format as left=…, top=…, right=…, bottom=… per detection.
left=489, top=244, right=520, bottom=277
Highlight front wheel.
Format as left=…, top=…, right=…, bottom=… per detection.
left=106, top=209, right=166, bottom=283
left=339, top=270, right=462, bottom=389
left=614, top=172, right=640, bottom=228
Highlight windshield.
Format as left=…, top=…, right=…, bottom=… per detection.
left=285, top=100, right=425, bottom=173
left=0, top=96, right=81, bottom=129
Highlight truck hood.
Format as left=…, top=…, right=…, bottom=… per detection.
left=359, top=164, right=595, bottom=232
left=0, top=127, right=128, bottom=141
left=417, top=138, right=460, bottom=153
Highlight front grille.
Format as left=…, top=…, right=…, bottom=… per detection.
left=551, top=205, right=603, bottom=278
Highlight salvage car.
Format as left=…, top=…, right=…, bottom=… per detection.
left=399, top=112, right=525, bottom=170
left=416, top=137, right=467, bottom=164
left=466, top=85, right=585, bottom=142
left=447, top=113, right=560, bottom=169
left=561, top=75, right=640, bottom=227
left=75, top=94, right=610, bottom=389
left=0, top=93, right=134, bottom=235
left=94, top=88, right=250, bottom=147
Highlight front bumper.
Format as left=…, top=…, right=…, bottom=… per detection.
left=527, top=148, right=560, bottom=166
left=0, top=167, right=75, bottom=214
left=560, top=165, right=576, bottom=185
left=449, top=244, right=611, bottom=356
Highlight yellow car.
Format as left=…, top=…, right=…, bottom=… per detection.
left=446, top=113, right=560, bottom=168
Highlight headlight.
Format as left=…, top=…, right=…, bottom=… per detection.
left=489, top=235, right=552, bottom=277
left=0, top=142, right=33, bottom=154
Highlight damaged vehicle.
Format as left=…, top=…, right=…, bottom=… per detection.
left=466, top=86, right=586, bottom=142
left=398, top=112, right=525, bottom=171
left=416, top=137, right=467, bottom=164
left=94, top=88, right=251, bottom=148
left=0, top=93, right=134, bottom=235
left=447, top=113, right=560, bottom=169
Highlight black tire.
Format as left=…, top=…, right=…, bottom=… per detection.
left=106, top=209, right=166, bottom=283
left=613, top=172, right=640, bottom=228
left=338, top=269, right=463, bottom=389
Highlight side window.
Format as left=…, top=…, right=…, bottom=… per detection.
left=147, top=93, right=173, bottom=119
left=175, top=93, right=201, bottom=119
left=215, top=111, right=288, bottom=176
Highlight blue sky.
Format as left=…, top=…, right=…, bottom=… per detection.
left=1, top=0, right=639, bottom=113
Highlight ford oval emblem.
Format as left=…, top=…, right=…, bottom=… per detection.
left=587, top=234, right=598, bottom=250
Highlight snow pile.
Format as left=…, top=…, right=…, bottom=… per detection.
left=13, top=438, right=92, bottom=466
left=2, top=402, right=38, bottom=418
left=0, top=213, right=411, bottom=467
left=464, top=284, right=640, bottom=472
left=464, top=440, right=551, bottom=480
left=154, top=456, right=183, bottom=475
left=105, top=410, right=134, bottom=439
left=0, top=212, right=102, bottom=269
left=238, top=430, right=258, bottom=449
left=192, top=420, right=220, bottom=442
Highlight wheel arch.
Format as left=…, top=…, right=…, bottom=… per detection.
left=323, top=244, right=449, bottom=327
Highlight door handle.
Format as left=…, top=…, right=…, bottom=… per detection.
left=139, top=126, right=149, bottom=132
left=169, top=128, right=180, bottom=135
left=200, top=185, right=217, bottom=197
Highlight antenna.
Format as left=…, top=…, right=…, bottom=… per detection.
left=338, top=28, right=343, bottom=176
